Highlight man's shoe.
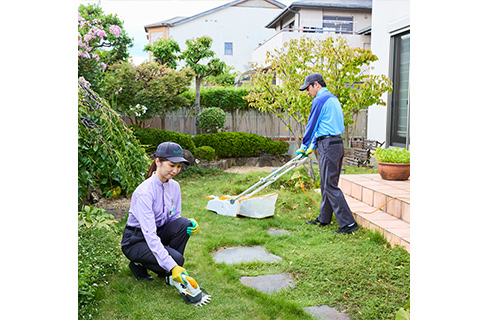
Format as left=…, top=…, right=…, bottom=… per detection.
left=129, top=262, right=153, bottom=280
left=334, top=223, right=359, bottom=234
left=306, top=218, right=328, bottom=226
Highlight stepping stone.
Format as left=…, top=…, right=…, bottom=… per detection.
left=303, top=305, right=351, bottom=320
left=213, top=246, right=283, bottom=265
left=240, top=273, right=294, bottom=294
left=267, top=228, right=291, bottom=235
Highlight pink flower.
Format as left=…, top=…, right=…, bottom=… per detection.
left=115, top=87, right=123, bottom=95
left=109, top=25, right=121, bottom=38
left=79, top=76, right=91, bottom=87
left=92, top=53, right=100, bottom=62
left=96, top=29, right=106, bottom=38
left=101, top=63, right=107, bottom=72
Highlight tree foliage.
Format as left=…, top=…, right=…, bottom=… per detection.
left=144, top=37, right=181, bottom=69
left=245, top=36, right=393, bottom=144
left=102, top=61, right=194, bottom=127
left=181, top=36, right=226, bottom=131
left=78, top=81, right=150, bottom=207
left=78, top=3, right=133, bottom=92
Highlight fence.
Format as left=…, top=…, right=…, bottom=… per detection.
left=126, top=108, right=368, bottom=147
left=126, top=108, right=301, bottom=141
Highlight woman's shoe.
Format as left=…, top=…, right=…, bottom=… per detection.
left=129, top=261, right=153, bottom=280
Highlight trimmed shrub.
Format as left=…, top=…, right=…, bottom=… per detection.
left=193, top=132, right=289, bottom=158
left=194, top=146, right=215, bottom=162
left=132, top=127, right=196, bottom=154
left=197, top=107, right=226, bottom=133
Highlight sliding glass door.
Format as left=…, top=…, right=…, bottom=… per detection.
left=389, top=32, right=410, bottom=147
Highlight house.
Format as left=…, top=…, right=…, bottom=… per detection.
left=251, top=0, right=372, bottom=68
left=144, top=0, right=286, bottom=72
left=367, top=0, right=410, bottom=148
left=252, top=0, right=410, bottom=149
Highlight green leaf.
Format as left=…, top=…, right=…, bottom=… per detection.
left=395, top=308, right=410, bottom=320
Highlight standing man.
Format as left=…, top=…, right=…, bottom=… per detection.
left=297, top=73, right=358, bottom=234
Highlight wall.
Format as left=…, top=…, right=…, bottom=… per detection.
left=167, top=5, right=282, bottom=72
left=146, top=26, right=168, bottom=61
left=367, top=0, right=410, bottom=144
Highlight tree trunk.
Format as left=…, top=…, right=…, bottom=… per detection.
left=195, top=76, right=201, bottom=134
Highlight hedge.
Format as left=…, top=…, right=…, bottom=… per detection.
left=193, top=132, right=288, bottom=158
left=132, top=127, right=196, bottom=154
left=181, top=87, right=250, bottom=113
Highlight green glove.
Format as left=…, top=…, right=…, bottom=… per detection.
left=171, top=265, right=189, bottom=284
left=187, top=218, right=199, bottom=236
left=296, top=149, right=307, bottom=158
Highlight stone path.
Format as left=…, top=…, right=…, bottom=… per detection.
left=212, top=246, right=282, bottom=265
left=240, top=273, right=294, bottom=294
left=304, top=305, right=351, bottom=320
left=211, top=228, right=351, bottom=320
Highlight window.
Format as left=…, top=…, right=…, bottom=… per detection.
left=323, top=16, right=353, bottom=34
left=389, top=32, right=410, bottom=147
left=224, top=42, right=233, bottom=55
left=150, top=31, right=162, bottom=45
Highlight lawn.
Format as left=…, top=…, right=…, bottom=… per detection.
left=88, top=167, right=409, bottom=320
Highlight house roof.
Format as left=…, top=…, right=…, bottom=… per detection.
left=145, top=0, right=286, bottom=32
left=265, top=0, right=372, bottom=28
left=144, top=16, right=187, bottom=29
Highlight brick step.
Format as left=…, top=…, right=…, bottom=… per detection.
left=339, top=174, right=410, bottom=223
left=345, top=195, right=410, bottom=253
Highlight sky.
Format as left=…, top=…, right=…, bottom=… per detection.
left=79, top=0, right=292, bottom=65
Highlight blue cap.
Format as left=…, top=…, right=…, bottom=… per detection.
left=155, top=142, right=190, bottom=165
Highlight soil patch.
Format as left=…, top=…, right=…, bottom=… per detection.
left=225, top=166, right=274, bottom=174
left=93, top=195, right=131, bottom=221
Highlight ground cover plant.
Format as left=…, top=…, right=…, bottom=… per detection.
left=83, top=167, right=409, bottom=319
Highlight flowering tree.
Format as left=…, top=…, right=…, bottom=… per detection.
left=78, top=3, right=132, bottom=92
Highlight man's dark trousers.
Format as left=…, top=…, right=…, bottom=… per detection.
left=317, top=136, right=356, bottom=227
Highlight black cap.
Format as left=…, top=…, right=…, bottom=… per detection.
left=299, top=73, right=324, bottom=91
left=155, top=142, right=190, bottom=165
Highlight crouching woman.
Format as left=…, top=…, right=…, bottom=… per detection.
left=121, top=142, right=198, bottom=284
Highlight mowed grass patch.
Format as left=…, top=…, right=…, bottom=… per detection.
left=94, top=167, right=408, bottom=320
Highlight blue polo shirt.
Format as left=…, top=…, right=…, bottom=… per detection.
left=300, top=87, right=345, bottom=151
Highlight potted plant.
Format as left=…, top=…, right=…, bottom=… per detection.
left=371, top=147, right=410, bottom=180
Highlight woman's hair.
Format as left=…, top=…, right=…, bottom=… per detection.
left=146, top=157, right=168, bottom=179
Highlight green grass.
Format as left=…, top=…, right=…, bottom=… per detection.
left=92, top=167, right=408, bottom=320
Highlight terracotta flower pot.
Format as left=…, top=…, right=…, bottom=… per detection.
left=377, top=162, right=410, bottom=181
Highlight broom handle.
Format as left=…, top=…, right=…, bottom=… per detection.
left=230, top=154, right=306, bottom=203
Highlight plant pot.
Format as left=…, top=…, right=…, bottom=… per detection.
left=377, top=162, right=410, bottom=181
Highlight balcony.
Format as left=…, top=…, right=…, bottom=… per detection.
left=252, top=27, right=371, bottom=66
